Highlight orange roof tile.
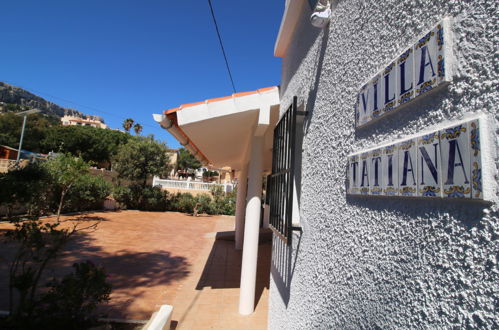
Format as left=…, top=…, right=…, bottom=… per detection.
left=163, top=86, right=278, bottom=115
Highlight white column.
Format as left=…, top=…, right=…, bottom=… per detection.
left=239, top=136, right=263, bottom=315
left=235, top=164, right=248, bottom=250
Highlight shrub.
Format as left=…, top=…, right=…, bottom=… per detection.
left=113, top=184, right=168, bottom=211
left=4, top=218, right=111, bottom=329
left=194, top=193, right=212, bottom=215
left=141, top=186, right=169, bottom=211
left=0, top=163, right=51, bottom=217
left=208, top=186, right=236, bottom=216
left=37, top=261, right=112, bottom=328
left=112, top=184, right=132, bottom=209
left=63, top=175, right=112, bottom=213
left=174, top=192, right=195, bottom=214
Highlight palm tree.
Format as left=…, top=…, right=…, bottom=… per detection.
left=122, top=118, right=134, bottom=132
left=133, top=123, right=143, bottom=135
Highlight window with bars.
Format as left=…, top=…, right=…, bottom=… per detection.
left=268, top=96, right=298, bottom=245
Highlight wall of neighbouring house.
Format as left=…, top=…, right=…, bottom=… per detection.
left=269, top=1, right=498, bottom=329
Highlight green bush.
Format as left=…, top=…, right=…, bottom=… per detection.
left=174, top=192, right=196, bottom=214
left=195, top=193, right=212, bottom=215
left=113, top=184, right=168, bottom=211
left=112, top=183, right=236, bottom=215
left=63, top=175, right=112, bottom=212
left=112, top=184, right=132, bottom=208
left=141, top=186, right=169, bottom=211
left=4, top=219, right=111, bottom=330
left=37, top=261, right=112, bottom=328
left=0, top=163, right=51, bottom=217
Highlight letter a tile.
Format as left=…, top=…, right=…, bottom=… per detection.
left=398, top=139, right=418, bottom=197
left=359, top=152, right=370, bottom=195
left=414, top=28, right=438, bottom=97
left=440, top=123, right=471, bottom=198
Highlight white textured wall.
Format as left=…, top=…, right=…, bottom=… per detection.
left=270, top=0, right=498, bottom=329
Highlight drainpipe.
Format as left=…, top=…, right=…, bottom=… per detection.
left=152, top=113, right=210, bottom=166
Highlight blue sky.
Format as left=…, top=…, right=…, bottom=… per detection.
left=2, top=1, right=283, bottom=148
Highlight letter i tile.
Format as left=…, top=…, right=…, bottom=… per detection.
left=468, top=119, right=483, bottom=200
left=369, top=148, right=383, bottom=195
left=397, top=48, right=414, bottom=106
left=370, top=75, right=384, bottom=120
left=414, top=28, right=438, bottom=97
left=417, top=132, right=442, bottom=197
left=382, top=144, right=398, bottom=196
left=398, top=139, right=418, bottom=196
left=440, top=123, right=471, bottom=198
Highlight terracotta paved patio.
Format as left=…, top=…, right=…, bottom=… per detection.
left=0, top=210, right=270, bottom=329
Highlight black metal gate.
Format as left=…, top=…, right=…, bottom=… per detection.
left=268, top=96, right=297, bottom=244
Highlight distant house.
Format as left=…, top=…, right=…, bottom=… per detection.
left=0, top=145, right=48, bottom=173
left=0, top=145, right=19, bottom=160
left=61, top=115, right=107, bottom=129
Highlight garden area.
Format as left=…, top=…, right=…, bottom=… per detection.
left=0, top=113, right=237, bottom=328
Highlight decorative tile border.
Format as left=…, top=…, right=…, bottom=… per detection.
left=355, top=18, right=454, bottom=128
left=347, top=117, right=492, bottom=201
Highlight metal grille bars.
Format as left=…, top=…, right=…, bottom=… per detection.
left=268, top=96, right=297, bottom=245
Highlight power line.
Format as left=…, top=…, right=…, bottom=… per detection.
left=207, top=0, right=237, bottom=94
left=3, top=81, right=159, bottom=130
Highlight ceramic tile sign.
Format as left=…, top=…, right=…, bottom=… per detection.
left=347, top=154, right=360, bottom=195
left=369, top=148, right=383, bottom=195
left=347, top=117, right=492, bottom=201
left=417, top=132, right=441, bottom=197
left=398, top=139, right=418, bottom=196
left=355, top=18, right=453, bottom=128
left=469, top=119, right=483, bottom=199
left=356, top=84, right=371, bottom=126
left=382, top=144, right=398, bottom=196
left=382, top=62, right=397, bottom=115
left=440, top=123, right=471, bottom=198
left=359, top=152, right=370, bottom=195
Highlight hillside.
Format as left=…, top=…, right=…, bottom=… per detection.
left=0, top=81, right=103, bottom=122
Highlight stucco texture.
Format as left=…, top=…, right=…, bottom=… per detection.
left=270, top=0, right=498, bottom=329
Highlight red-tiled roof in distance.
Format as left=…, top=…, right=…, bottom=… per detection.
left=163, top=86, right=278, bottom=115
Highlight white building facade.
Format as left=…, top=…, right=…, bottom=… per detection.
left=269, top=0, right=498, bottom=329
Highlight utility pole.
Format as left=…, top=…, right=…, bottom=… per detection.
left=15, top=109, right=41, bottom=164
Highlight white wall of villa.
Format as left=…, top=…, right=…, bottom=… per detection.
left=269, top=0, right=498, bottom=329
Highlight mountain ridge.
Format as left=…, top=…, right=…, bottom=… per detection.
left=0, top=81, right=104, bottom=122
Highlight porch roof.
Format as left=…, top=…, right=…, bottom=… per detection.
left=154, top=86, right=280, bottom=171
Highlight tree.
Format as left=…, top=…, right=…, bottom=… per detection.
left=41, top=125, right=130, bottom=166
left=122, top=118, right=134, bottom=133
left=177, top=148, right=202, bottom=172
left=43, top=154, right=90, bottom=222
left=0, top=112, right=59, bottom=152
left=133, top=123, right=143, bottom=135
left=113, top=136, right=171, bottom=188
left=0, top=163, right=50, bottom=217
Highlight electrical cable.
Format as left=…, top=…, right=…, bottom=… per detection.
left=207, top=0, right=237, bottom=94
left=3, top=80, right=159, bottom=130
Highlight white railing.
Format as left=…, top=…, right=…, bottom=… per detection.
left=152, top=177, right=233, bottom=193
